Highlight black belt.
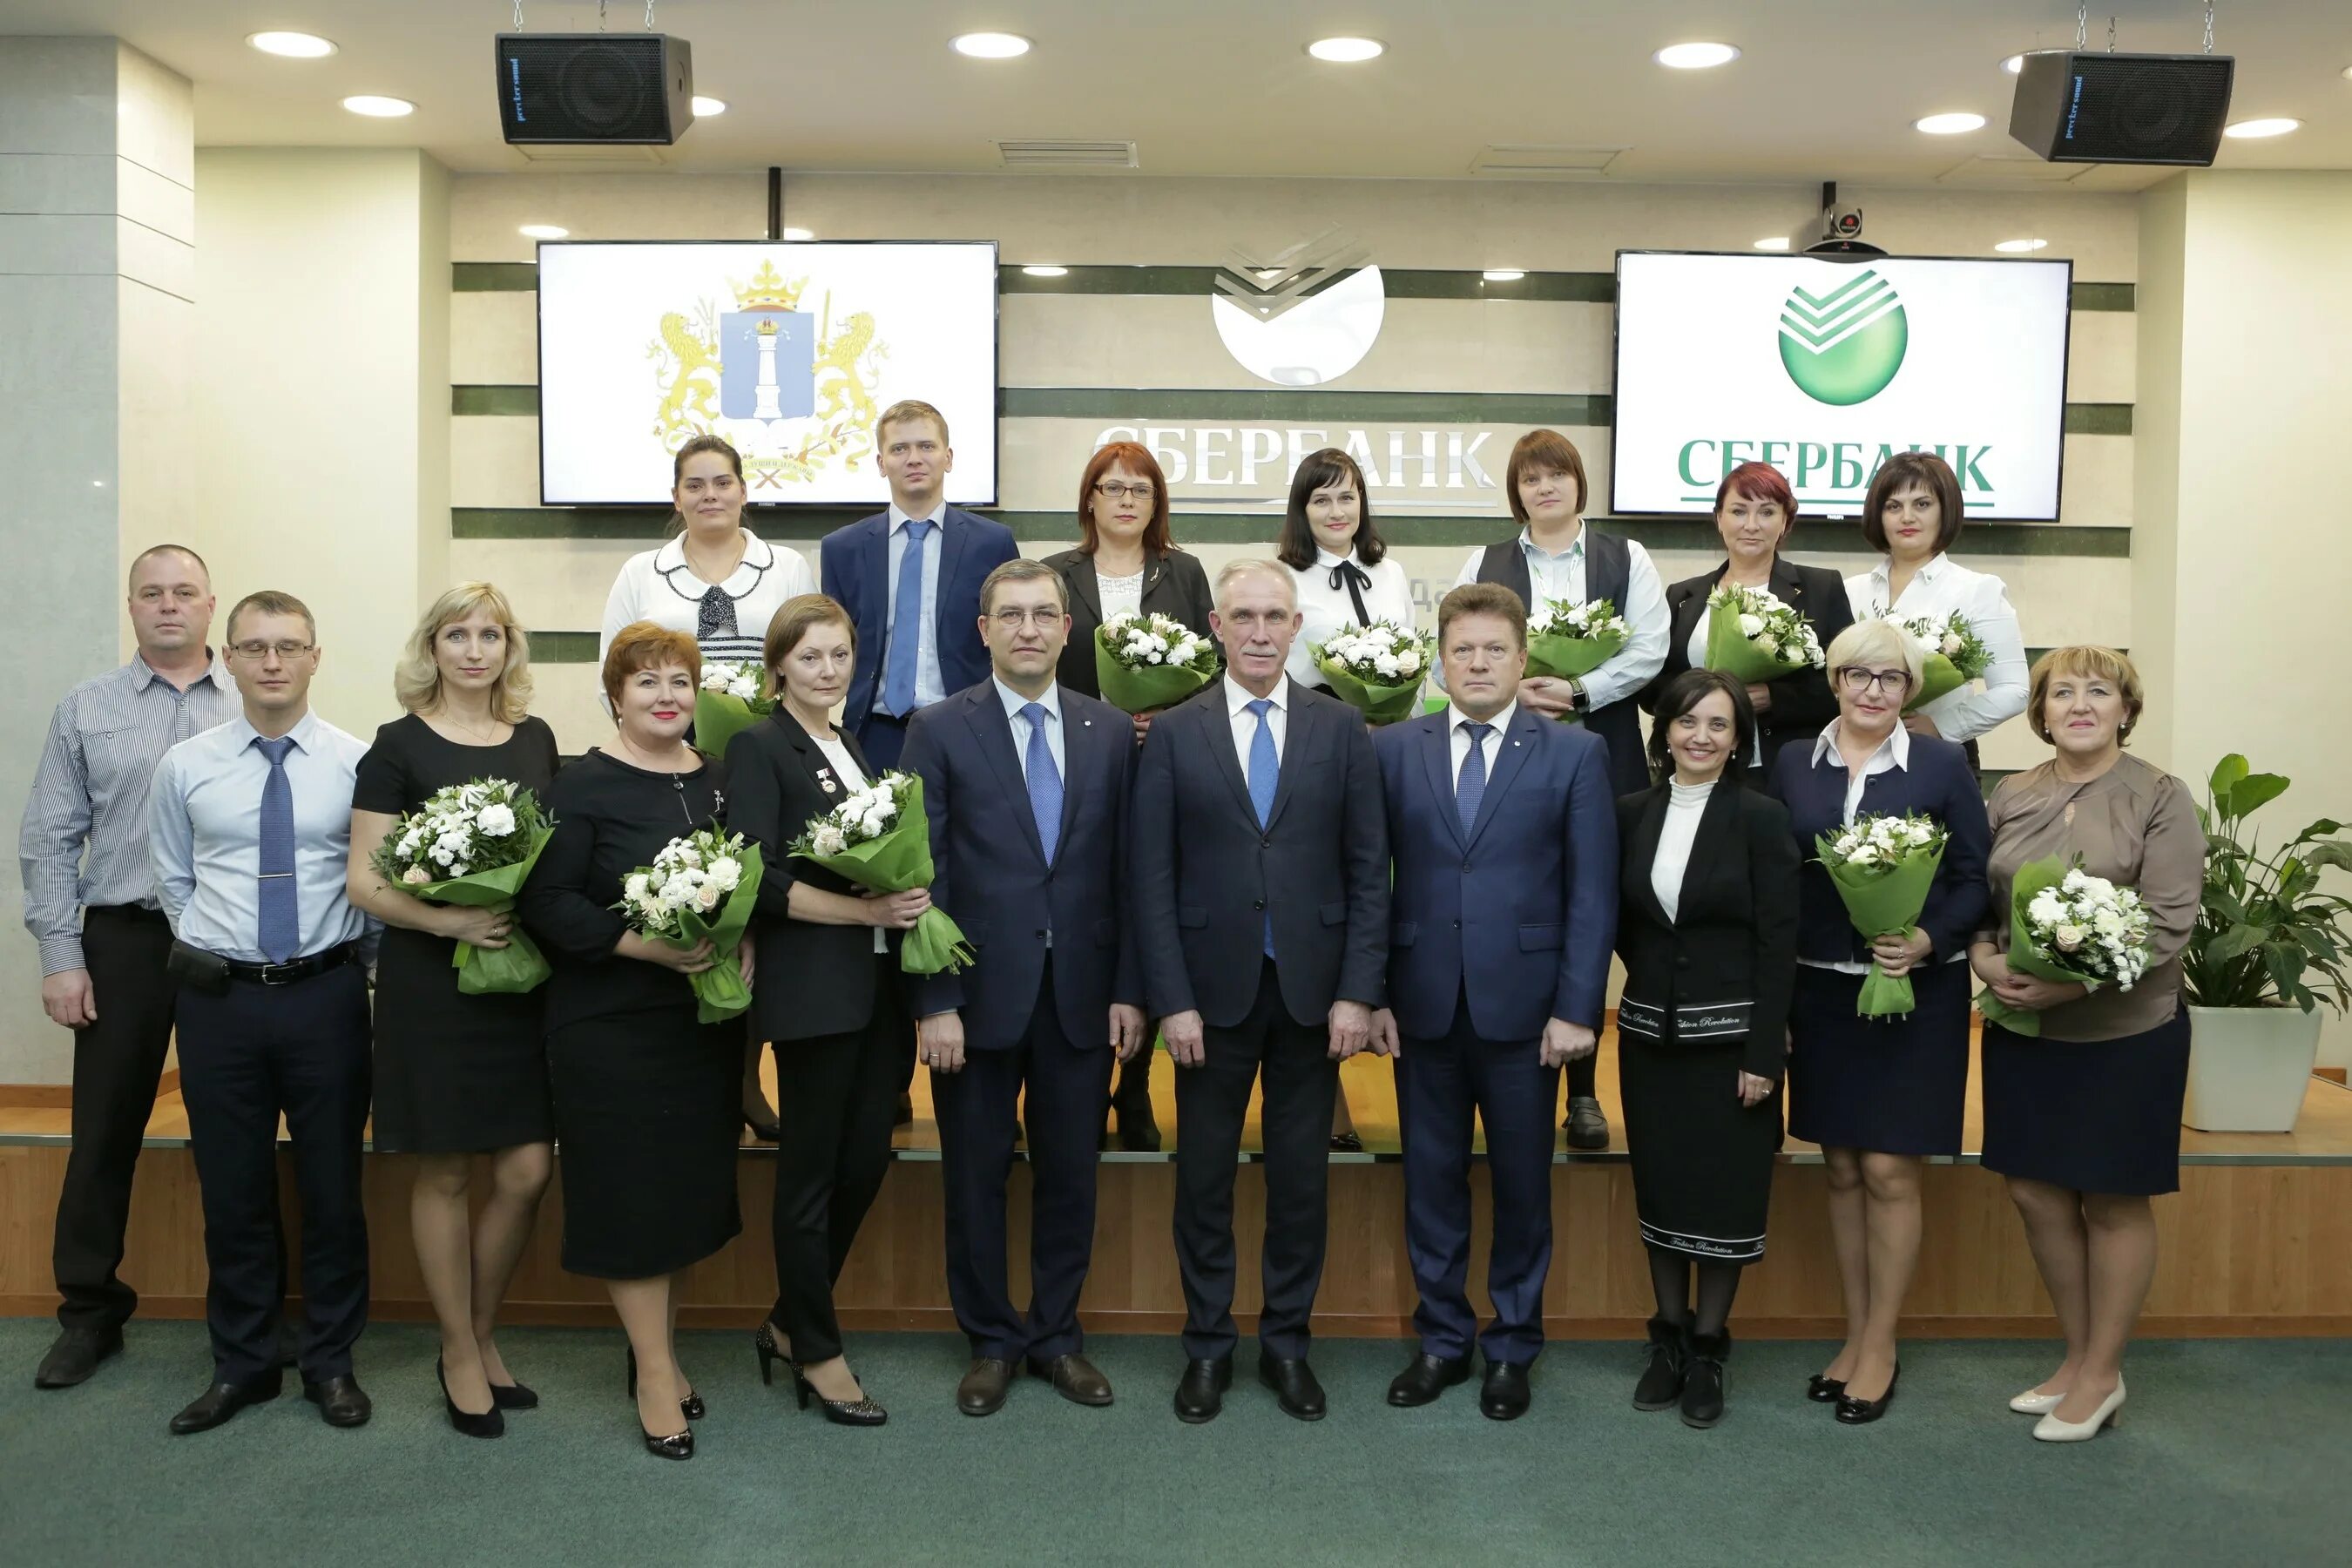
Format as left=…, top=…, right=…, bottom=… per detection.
left=225, top=943, right=358, bottom=987
left=88, top=902, right=171, bottom=925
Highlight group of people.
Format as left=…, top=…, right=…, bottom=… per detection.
left=20, top=401, right=2200, bottom=1456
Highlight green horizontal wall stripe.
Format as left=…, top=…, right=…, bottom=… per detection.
left=2071, top=281, right=2135, bottom=312
left=530, top=631, right=598, bottom=662
left=452, top=384, right=541, bottom=416
left=453, top=261, right=539, bottom=292
left=2063, top=403, right=2132, bottom=436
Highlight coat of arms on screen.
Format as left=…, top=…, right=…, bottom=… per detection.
left=647, top=259, right=889, bottom=488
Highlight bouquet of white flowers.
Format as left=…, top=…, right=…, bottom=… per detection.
left=1311, top=618, right=1429, bottom=725
left=1891, top=612, right=1993, bottom=713
left=693, top=659, right=774, bottom=762
left=1095, top=610, right=1220, bottom=714
left=1815, top=809, right=1950, bottom=1017
left=612, top=825, right=764, bottom=1022
left=1704, top=583, right=1826, bottom=686
left=369, top=777, right=554, bottom=994
left=1977, top=857, right=2154, bottom=1037
left=789, top=771, right=974, bottom=976
left=1524, top=597, right=1630, bottom=714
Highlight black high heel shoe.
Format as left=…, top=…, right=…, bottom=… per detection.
left=793, top=1363, right=888, bottom=1427
left=1834, top=1362, right=1900, bottom=1425
left=437, top=1358, right=504, bottom=1439
left=1806, top=1374, right=1847, bottom=1403
left=488, top=1378, right=539, bottom=1411
left=640, top=1425, right=694, bottom=1460
left=626, top=1346, right=705, bottom=1422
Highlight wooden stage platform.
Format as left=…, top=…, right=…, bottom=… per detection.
left=5, top=1033, right=2349, bottom=1338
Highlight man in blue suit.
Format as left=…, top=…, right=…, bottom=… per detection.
left=1371, top=582, right=1619, bottom=1421
left=821, top=399, right=1019, bottom=771
left=902, top=558, right=1146, bottom=1419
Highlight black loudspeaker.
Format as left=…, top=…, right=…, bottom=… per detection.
left=2009, top=51, right=2234, bottom=166
left=494, top=33, right=694, bottom=145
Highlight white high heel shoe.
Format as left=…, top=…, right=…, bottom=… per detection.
left=2032, top=1377, right=2125, bottom=1442
left=2009, top=1387, right=2065, bottom=1415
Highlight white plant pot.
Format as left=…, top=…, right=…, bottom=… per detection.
left=2182, top=1004, right=2323, bottom=1133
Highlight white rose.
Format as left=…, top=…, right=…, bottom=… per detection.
left=1849, top=844, right=1878, bottom=866
left=1396, top=648, right=1422, bottom=675
left=706, top=856, right=741, bottom=892
left=1908, top=821, right=1934, bottom=845
left=811, top=824, right=847, bottom=856
left=697, top=882, right=721, bottom=911
left=862, top=812, right=888, bottom=838
left=2053, top=924, right=2085, bottom=953
left=476, top=803, right=517, bottom=837
left=1737, top=612, right=1765, bottom=638
left=1941, top=633, right=1963, bottom=656
left=401, top=865, right=432, bottom=886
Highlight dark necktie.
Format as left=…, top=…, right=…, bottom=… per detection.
left=1456, top=721, right=1493, bottom=838
left=883, top=518, right=934, bottom=715
left=1328, top=558, right=1373, bottom=625
left=1021, top=701, right=1062, bottom=866
left=253, top=735, right=299, bottom=963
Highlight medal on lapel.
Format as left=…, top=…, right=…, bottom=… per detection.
left=818, top=767, right=839, bottom=795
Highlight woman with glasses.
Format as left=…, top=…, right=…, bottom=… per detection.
left=1767, top=618, right=1989, bottom=1427
left=1043, top=442, right=1213, bottom=1151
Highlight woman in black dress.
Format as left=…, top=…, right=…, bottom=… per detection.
left=1614, top=670, right=1799, bottom=1429
left=727, top=595, right=931, bottom=1426
left=347, top=583, right=558, bottom=1438
left=517, top=621, right=746, bottom=1460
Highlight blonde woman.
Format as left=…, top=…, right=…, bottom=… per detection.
left=347, top=583, right=560, bottom=1438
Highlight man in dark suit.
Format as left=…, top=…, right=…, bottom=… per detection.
left=821, top=399, right=1019, bottom=772
left=902, top=558, right=1146, bottom=1418
left=1370, top=584, right=1618, bottom=1420
left=1131, top=558, right=1388, bottom=1424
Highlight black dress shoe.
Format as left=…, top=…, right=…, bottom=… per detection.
left=1387, top=1351, right=1470, bottom=1407
left=1173, top=1356, right=1232, bottom=1423
left=1680, top=1330, right=1730, bottom=1429
left=956, top=1356, right=1017, bottom=1416
left=1479, top=1361, right=1532, bottom=1422
left=1029, top=1353, right=1113, bottom=1407
left=304, top=1374, right=372, bottom=1428
left=1328, top=1130, right=1365, bottom=1153
left=488, top=1378, right=539, bottom=1411
left=437, top=1358, right=504, bottom=1439
left=894, top=1091, right=915, bottom=1127
left=1806, top=1374, right=1847, bottom=1403
left=1110, top=1093, right=1163, bottom=1152
left=1563, top=1095, right=1611, bottom=1150
left=170, top=1373, right=282, bottom=1435
left=1258, top=1351, right=1327, bottom=1421
left=1834, top=1362, right=1900, bottom=1425
left=743, top=1111, right=782, bottom=1144
left=35, top=1324, right=122, bottom=1389
left=1632, top=1316, right=1688, bottom=1411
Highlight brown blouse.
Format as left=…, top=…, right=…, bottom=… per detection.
left=1977, top=753, right=2207, bottom=1042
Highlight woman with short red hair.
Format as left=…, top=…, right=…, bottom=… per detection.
left=1652, top=461, right=1855, bottom=775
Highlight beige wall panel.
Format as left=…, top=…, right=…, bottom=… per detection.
left=449, top=172, right=767, bottom=257
left=450, top=289, right=538, bottom=384
left=2064, top=308, right=2136, bottom=405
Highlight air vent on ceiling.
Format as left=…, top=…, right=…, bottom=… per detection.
left=994, top=139, right=1139, bottom=168
left=1470, top=144, right=1625, bottom=178
left=512, top=142, right=668, bottom=166
left=1936, top=153, right=2088, bottom=186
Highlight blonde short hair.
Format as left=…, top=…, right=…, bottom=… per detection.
left=1825, top=618, right=1924, bottom=693
left=877, top=399, right=950, bottom=447
left=2027, top=645, right=2145, bottom=745
left=1213, top=558, right=1298, bottom=611
left=394, top=582, right=533, bottom=724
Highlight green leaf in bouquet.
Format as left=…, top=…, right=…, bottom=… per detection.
left=1977, top=855, right=2109, bottom=1037
left=672, top=842, right=764, bottom=1024
left=902, top=907, right=976, bottom=976
left=1524, top=626, right=1624, bottom=684
left=1815, top=830, right=1943, bottom=1019
left=411, top=824, right=557, bottom=994
left=1094, top=629, right=1218, bottom=715
left=1904, top=652, right=1965, bottom=713
left=693, top=689, right=773, bottom=764
left=1704, top=597, right=1806, bottom=686
left=1314, top=654, right=1424, bottom=726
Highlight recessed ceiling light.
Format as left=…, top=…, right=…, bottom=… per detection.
left=1022, top=265, right=1069, bottom=278
left=691, top=96, right=727, bottom=117
left=2224, top=118, right=2301, bottom=139
left=1915, top=112, right=1987, bottom=135
left=2342, top=64, right=2352, bottom=82
left=247, top=30, right=336, bottom=58
left=951, top=32, right=1031, bottom=59
left=781, top=226, right=814, bottom=241
left=519, top=224, right=568, bottom=240
left=1754, top=236, right=1790, bottom=252
left=1482, top=269, right=1525, bottom=282
left=341, top=95, right=415, bottom=118
left=1994, top=238, right=2048, bottom=253
left=1653, top=42, right=1740, bottom=70
left=1306, top=37, right=1384, bottom=63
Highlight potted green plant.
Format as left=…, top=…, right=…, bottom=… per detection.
left=2181, top=755, right=2352, bottom=1132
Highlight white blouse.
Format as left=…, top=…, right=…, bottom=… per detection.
left=1844, top=552, right=2028, bottom=746
left=1284, top=548, right=1417, bottom=691
left=1098, top=570, right=1145, bottom=624
left=1651, top=778, right=1714, bottom=924
left=808, top=723, right=888, bottom=955
left=600, top=526, right=817, bottom=672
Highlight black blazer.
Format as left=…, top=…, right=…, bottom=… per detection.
left=1042, top=546, right=1217, bottom=700
left=1613, top=782, right=1801, bottom=1080
left=1131, top=679, right=1389, bottom=1028
left=724, top=713, right=901, bottom=1044
left=1652, top=557, right=1854, bottom=774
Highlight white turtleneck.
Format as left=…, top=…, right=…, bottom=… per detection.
left=1650, top=777, right=1716, bottom=924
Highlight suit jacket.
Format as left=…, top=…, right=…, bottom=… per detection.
left=1653, top=556, right=1853, bottom=775
left=1613, top=781, right=1801, bottom=1080
left=821, top=505, right=1020, bottom=727
left=1130, top=679, right=1389, bottom=1028
left=1042, top=546, right=1217, bottom=700
left=1374, top=707, right=1619, bottom=1043
left=1767, top=731, right=1991, bottom=967
left=724, top=713, right=902, bottom=1044
left=900, top=680, right=1141, bottom=1051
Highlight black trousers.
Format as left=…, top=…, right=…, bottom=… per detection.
left=1173, top=958, right=1337, bottom=1362
left=768, top=956, right=909, bottom=1363
left=930, top=959, right=1112, bottom=1362
left=175, top=961, right=372, bottom=1386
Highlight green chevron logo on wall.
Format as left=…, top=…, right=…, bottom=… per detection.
left=1777, top=269, right=1909, bottom=406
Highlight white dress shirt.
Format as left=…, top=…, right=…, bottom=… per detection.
left=1844, top=552, right=2029, bottom=745
left=1445, top=700, right=1516, bottom=798
left=1651, top=777, right=1715, bottom=924
left=993, top=678, right=1067, bottom=783
left=1445, top=527, right=1669, bottom=709
left=1098, top=569, right=1145, bottom=623
left=1284, top=547, right=1416, bottom=691
left=1225, top=674, right=1289, bottom=774
left=880, top=503, right=950, bottom=712
left=805, top=722, right=888, bottom=952
left=599, top=526, right=816, bottom=671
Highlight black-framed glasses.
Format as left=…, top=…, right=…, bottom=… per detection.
left=1093, top=482, right=1157, bottom=503
left=1836, top=666, right=1912, bottom=696
left=229, top=639, right=314, bottom=661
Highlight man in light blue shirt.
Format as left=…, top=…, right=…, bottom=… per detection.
left=146, top=589, right=379, bottom=1436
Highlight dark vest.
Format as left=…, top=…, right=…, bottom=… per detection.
left=1477, top=528, right=1649, bottom=795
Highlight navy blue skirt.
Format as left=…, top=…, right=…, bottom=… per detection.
left=1981, top=1010, right=2190, bottom=1195
left=1788, top=961, right=1971, bottom=1156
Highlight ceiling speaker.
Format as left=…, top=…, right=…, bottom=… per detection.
left=2009, top=50, right=2234, bottom=166
left=495, top=32, right=694, bottom=145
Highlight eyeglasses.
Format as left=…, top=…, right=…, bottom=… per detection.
left=1836, top=666, right=1913, bottom=696
left=989, top=607, right=1065, bottom=630
left=229, top=639, right=314, bottom=661
left=1093, top=482, right=1157, bottom=503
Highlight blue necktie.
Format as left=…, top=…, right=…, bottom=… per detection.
left=1456, top=721, right=1493, bottom=838
left=1021, top=701, right=1062, bottom=866
left=882, top=518, right=933, bottom=716
left=253, top=735, right=299, bottom=963
left=1247, top=699, right=1278, bottom=956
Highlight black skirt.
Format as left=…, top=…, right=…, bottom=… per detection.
left=1787, top=960, right=1970, bottom=1157
left=1620, top=1031, right=1781, bottom=1263
left=370, top=926, right=555, bottom=1153
left=1980, top=1010, right=2191, bottom=1195
left=549, top=1004, right=743, bottom=1279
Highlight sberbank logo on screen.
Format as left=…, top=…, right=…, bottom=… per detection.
left=1777, top=269, right=1909, bottom=406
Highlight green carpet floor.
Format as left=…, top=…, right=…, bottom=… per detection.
left=3, top=1321, right=2343, bottom=1566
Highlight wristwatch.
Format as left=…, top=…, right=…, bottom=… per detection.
left=1566, top=676, right=1591, bottom=713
